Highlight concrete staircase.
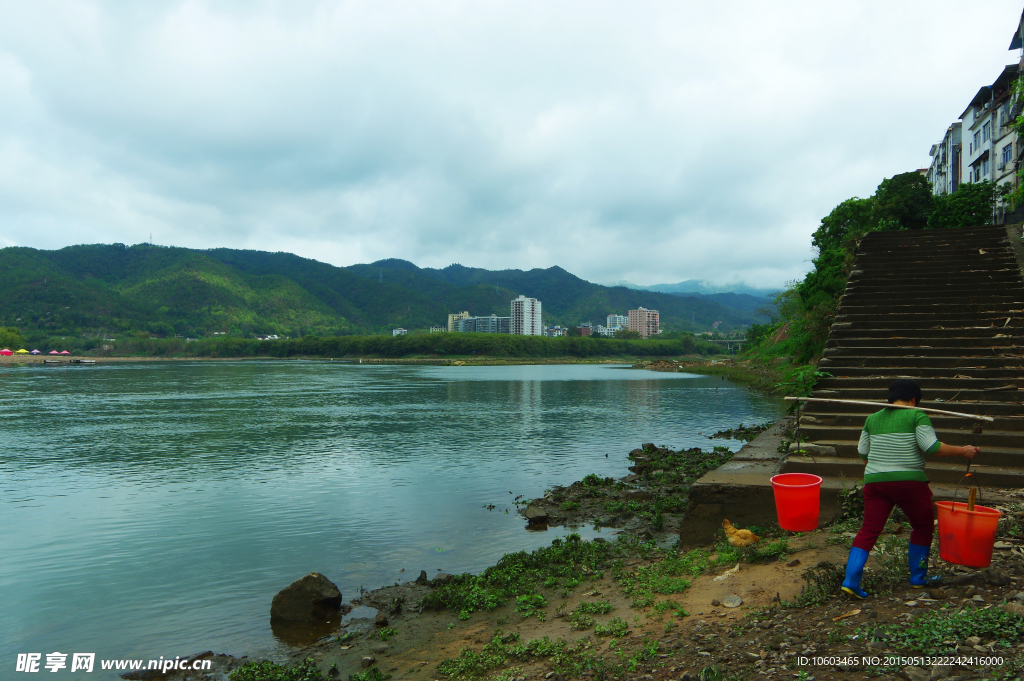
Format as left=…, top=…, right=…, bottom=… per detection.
left=781, top=224, right=1024, bottom=497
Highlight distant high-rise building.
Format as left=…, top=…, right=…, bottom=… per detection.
left=448, top=311, right=470, bottom=332
left=628, top=308, right=660, bottom=338
left=429, top=326, right=446, bottom=333
left=392, top=328, right=408, bottom=337
left=511, top=296, right=542, bottom=335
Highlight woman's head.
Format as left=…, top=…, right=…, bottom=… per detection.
left=888, top=379, right=922, bottom=405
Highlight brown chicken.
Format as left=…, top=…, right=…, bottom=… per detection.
left=722, top=519, right=759, bottom=547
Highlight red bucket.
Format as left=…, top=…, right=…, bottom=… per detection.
left=935, top=501, right=1003, bottom=568
left=770, top=473, right=823, bottom=532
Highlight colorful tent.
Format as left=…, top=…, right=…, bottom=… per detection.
left=48, top=350, right=59, bottom=355
left=59, top=350, right=71, bottom=355
left=30, top=349, right=41, bottom=355
left=15, top=349, right=28, bottom=354
left=0, top=349, right=12, bottom=356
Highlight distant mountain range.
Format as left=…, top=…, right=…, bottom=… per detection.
left=0, top=244, right=769, bottom=338
left=614, top=279, right=779, bottom=298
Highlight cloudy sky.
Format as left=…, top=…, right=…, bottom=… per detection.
left=0, top=1, right=1021, bottom=289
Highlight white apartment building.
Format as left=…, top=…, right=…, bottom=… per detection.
left=511, top=296, right=542, bottom=335
left=927, top=122, right=961, bottom=195
left=627, top=308, right=660, bottom=339
left=959, top=65, right=1018, bottom=205
left=606, top=314, right=628, bottom=330
left=392, top=328, right=408, bottom=336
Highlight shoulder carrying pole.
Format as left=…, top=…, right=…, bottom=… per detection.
left=783, top=396, right=994, bottom=422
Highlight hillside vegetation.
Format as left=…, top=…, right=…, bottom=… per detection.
left=0, top=243, right=766, bottom=349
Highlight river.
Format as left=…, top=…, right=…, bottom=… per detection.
left=0, top=360, right=781, bottom=672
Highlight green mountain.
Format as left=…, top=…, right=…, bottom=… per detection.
left=0, top=244, right=764, bottom=340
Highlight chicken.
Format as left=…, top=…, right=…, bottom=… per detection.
left=723, top=519, right=759, bottom=547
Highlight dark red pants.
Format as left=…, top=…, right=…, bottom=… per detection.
left=852, top=480, right=934, bottom=551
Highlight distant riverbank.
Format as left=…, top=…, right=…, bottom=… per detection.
left=0, top=354, right=729, bottom=367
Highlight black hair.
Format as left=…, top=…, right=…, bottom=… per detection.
left=888, top=379, right=922, bottom=405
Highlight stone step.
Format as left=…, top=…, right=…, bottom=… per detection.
left=780, top=456, right=1024, bottom=487
left=837, top=305, right=1024, bottom=317
left=817, top=366, right=1024, bottom=379
left=839, top=293, right=1024, bottom=306
left=800, top=398, right=1024, bottom=417
left=826, top=337, right=1023, bottom=348
left=816, top=376, right=1024, bottom=390
left=796, top=423, right=1022, bottom=448
left=789, top=439, right=1024, bottom=467
left=796, top=410, right=1024, bottom=431
left=811, top=386, right=1024, bottom=402
left=865, top=232, right=1008, bottom=245
left=848, top=268, right=1021, bottom=282
left=831, top=319, right=1024, bottom=331
left=822, top=345, right=1024, bottom=358
left=829, top=328, right=1024, bottom=340
left=845, top=282, right=1024, bottom=296
left=819, top=355, right=1024, bottom=369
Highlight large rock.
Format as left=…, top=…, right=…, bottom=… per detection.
left=524, top=506, right=548, bottom=524
left=270, top=572, right=342, bottom=623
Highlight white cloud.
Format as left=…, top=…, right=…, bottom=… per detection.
left=0, top=0, right=1020, bottom=288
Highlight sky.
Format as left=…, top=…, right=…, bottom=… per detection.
left=0, top=1, right=1022, bottom=289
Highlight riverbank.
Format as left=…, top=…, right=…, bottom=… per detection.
left=143, top=428, right=1024, bottom=681
left=632, top=357, right=787, bottom=395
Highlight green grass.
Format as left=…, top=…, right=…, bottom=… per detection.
left=858, top=608, right=1024, bottom=655
left=230, top=658, right=326, bottom=681
left=420, top=534, right=618, bottom=619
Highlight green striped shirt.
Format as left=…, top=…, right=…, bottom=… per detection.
left=857, top=407, right=941, bottom=483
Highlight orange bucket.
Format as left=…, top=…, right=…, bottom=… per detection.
left=770, top=473, right=822, bottom=532
left=935, top=501, right=1003, bottom=568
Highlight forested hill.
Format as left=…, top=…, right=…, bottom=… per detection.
left=0, top=243, right=766, bottom=339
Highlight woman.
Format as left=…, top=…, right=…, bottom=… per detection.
left=841, top=379, right=979, bottom=598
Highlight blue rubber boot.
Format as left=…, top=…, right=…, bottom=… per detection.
left=908, top=543, right=941, bottom=588
left=841, top=547, right=870, bottom=599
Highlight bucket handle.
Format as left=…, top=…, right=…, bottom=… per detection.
left=951, top=423, right=984, bottom=514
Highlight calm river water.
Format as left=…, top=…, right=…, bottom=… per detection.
left=1, top=361, right=781, bottom=672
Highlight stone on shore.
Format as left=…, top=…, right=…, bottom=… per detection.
left=270, top=572, right=342, bottom=623
left=375, top=611, right=389, bottom=626
left=524, top=506, right=548, bottom=524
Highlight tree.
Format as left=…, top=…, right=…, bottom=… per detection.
left=0, top=327, right=24, bottom=349
left=927, top=181, right=999, bottom=229
left=872, top=172, right=935, bottom=230
left=614, top=328, right=641, bottom=339
left=811, top=197, right=873, bottom=253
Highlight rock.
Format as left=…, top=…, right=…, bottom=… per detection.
left=370, top=644, right=389, bottom=654
left=972, top=595, right=986, bottom=603
left=524, top=506, right=549, bottom=524
left=415, top=570, right=428, bottom=584
left=625, top=490, right=653, bottom=502
left=965, top=636, right=981, bottom=646
left=642, top=443, right=657, bottom=451
left=868, top=641, right=886, bottom=650
left=433, top=572, right=453, bottom=584
left=545, top=673, right=555, bottom=680
left=375, top=612, right=389, bottom=626
left=982, top=567, right=1010, bottom=586
left=901, top=667, right=929, bottom=681
left=1001, top=602, right=1024, bottom=616
left=786, top=559, right=801, bottom=568
left=911, top=608, right=927, bottom=616
left=361, top=657, right=376, bottom=669
left=722, top=595, right=743, bottom=608
left=620, top=474, right=641, bottom=483
left=270, top=572, right=342, bottom=623
left=710, top=599, right=721, bottom=606
left=680, top=673, right=693, bottom=681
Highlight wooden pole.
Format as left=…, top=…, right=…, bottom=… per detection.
left=783, top=396, right=995, bottom=422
